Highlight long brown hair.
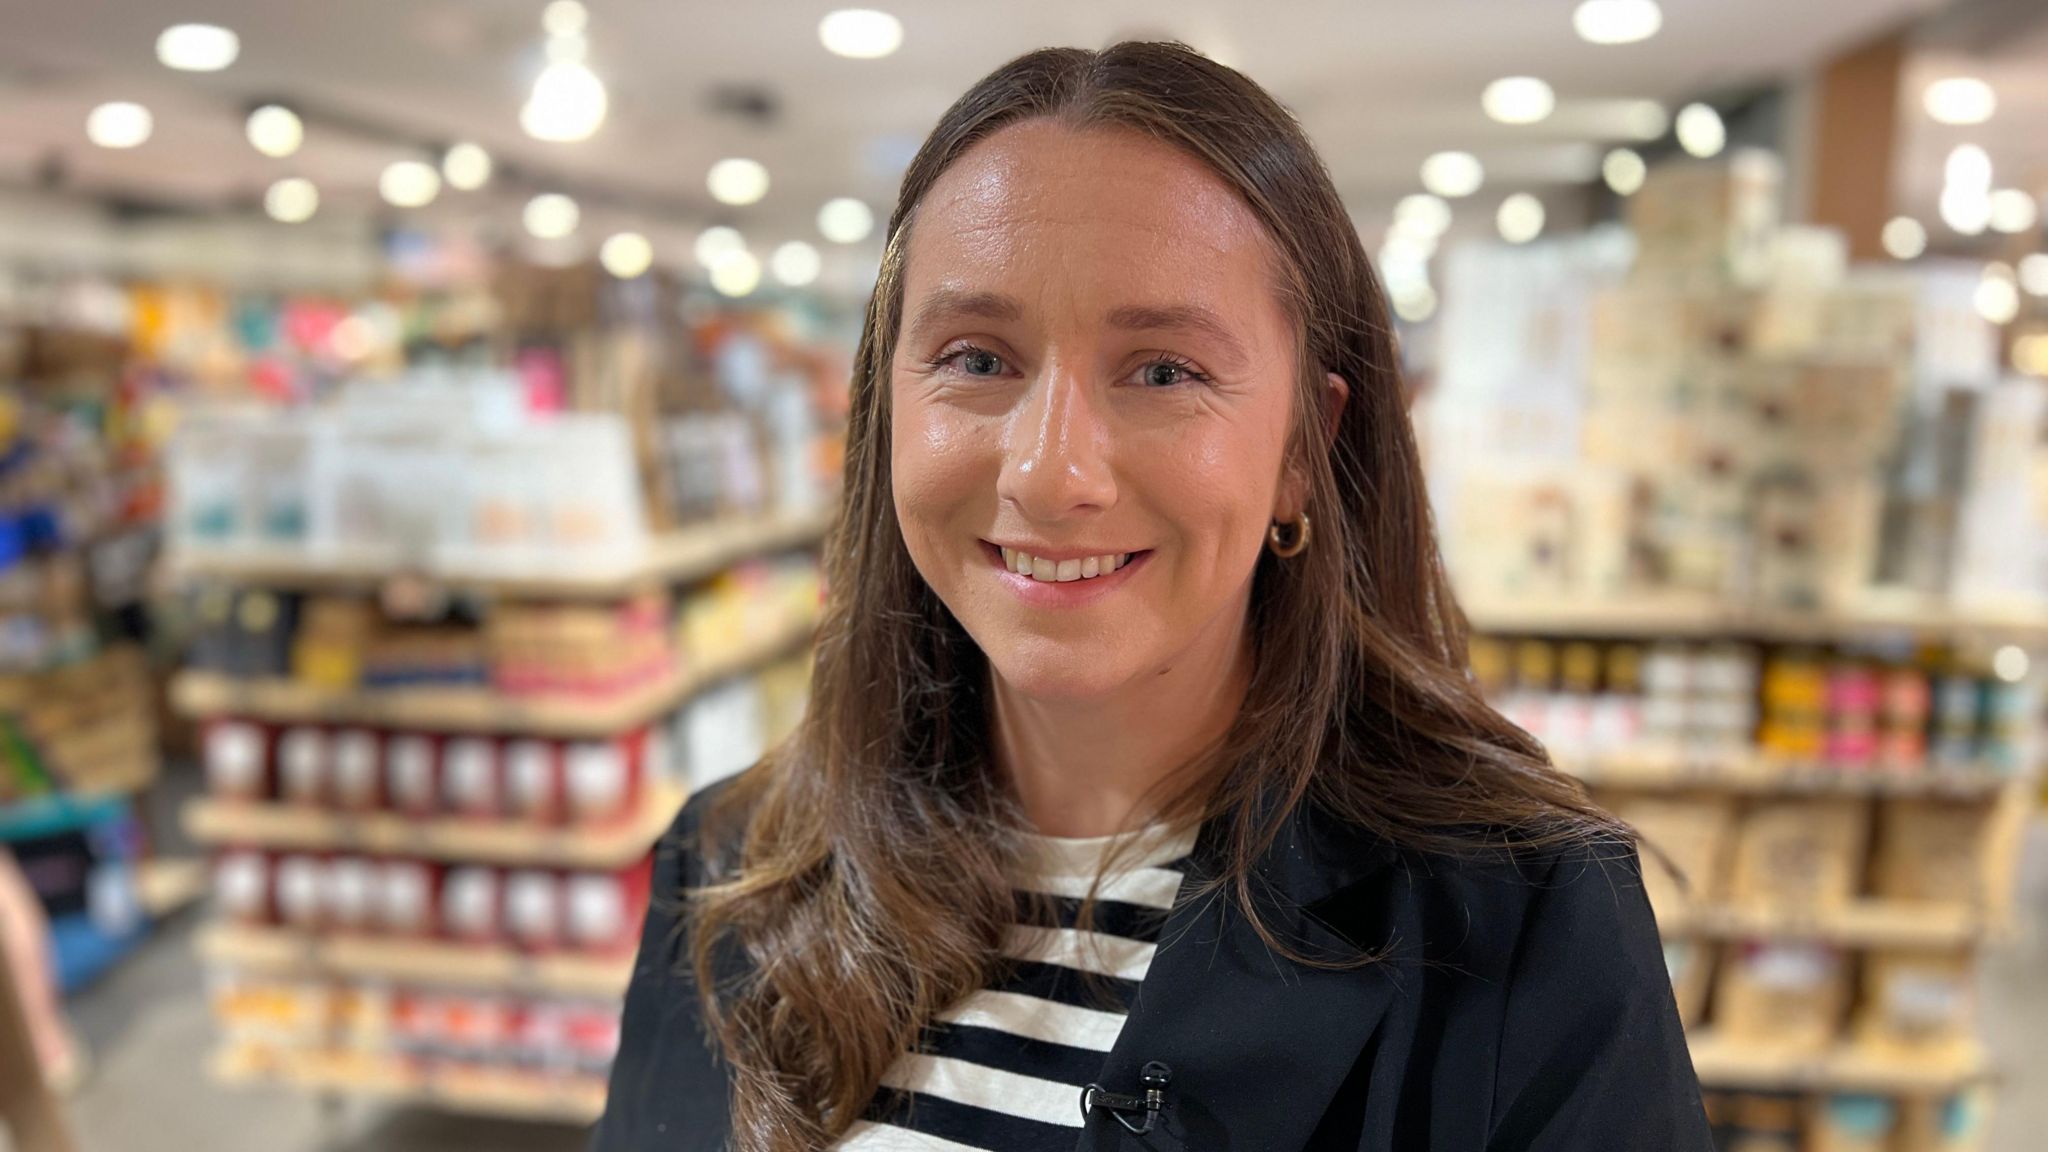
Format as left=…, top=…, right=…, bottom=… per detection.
left=689, top=40, right=1622, bottom=1150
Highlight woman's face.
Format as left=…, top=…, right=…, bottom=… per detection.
left=891, top=119, right=1305, bottom=701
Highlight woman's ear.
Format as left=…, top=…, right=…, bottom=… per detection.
left=1321, top=371, right=1350, bottom=446
left=1275, top=372, right=1354, bottom=522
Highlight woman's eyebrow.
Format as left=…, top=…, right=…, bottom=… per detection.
left=905, top=288, right=1024, bottom=343
left=1105, top=303, right=1249, bottom=370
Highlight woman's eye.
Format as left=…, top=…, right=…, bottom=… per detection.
left=960, top=349, right=1004, bottom=376
left=1139, top=360, right=1206, bottom=388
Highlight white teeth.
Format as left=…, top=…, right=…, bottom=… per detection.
left=997, top=547, right=1136, bottom=584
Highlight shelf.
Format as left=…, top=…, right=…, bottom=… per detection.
left=171, top=616, right=816, bottom=735
left=1563, top=753, right=2016, bottom=799
left=169, top=507, right=833, bottom=600
left=1664, top=902, right=1985, bottom=949
left=212, top=1044, right=606, bottom=1124
left=1687, top=1032, right=1989, bottom=1095
left=1463, top=592, right=2048, bottom=646
left=139, top=857, right=210, bottom=918
left=185, top=784, right=682, bottom=869
left=199, top=925, right=634, bottom=999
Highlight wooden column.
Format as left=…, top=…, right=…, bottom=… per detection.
left=1809, top=30, right=1908, bottom=263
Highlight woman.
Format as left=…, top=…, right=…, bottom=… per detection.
left=597, top=41, right=1709, bottom=1152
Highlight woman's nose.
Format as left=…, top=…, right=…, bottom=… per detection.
left=997, top=361, right=1117, bottom=519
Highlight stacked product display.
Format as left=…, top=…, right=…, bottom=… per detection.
left=171, top=363, right=832, bottom=1121
left=0, top=302, right=172, bottom=989
left=1437, top=152, right=2042, bottom=1152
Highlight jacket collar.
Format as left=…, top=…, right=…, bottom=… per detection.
left=1078, top=796, right=1403, bottom=1151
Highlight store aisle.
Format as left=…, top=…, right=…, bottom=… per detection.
left=26, top=817, right=2048, bottom=1152
left=52, top=912, right=585, bottom=1152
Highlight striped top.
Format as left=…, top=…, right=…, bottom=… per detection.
left=831, top=823, right=1198, bottom=1151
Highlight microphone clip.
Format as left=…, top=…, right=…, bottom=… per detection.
left=1080, top=1061, right=1172, bottom=1135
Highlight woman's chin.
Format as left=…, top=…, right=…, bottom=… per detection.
left=983, top=639, right=1137, bottom=703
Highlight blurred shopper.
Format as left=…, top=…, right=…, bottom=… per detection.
left=597, top=41, right=1708, bottom=1152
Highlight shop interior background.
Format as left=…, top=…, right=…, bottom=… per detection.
left=1, top=0, right=2046, bottom=1149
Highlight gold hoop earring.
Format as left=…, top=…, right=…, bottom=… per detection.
left=1267, top=512, right=1311, bottom=558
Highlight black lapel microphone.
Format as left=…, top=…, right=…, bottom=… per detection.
left=1080, top=1061, right=1172, bottom=1135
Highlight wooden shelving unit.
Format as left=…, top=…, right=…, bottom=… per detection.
left=1662, top=901, right=1986, bottom=950
left=184, top=507, right=830, bottom=1126
left=1560, top=753, right=2015, bottom=799
left=1687, top=1033, right=1990, bottom=1096
left=170, top=616, right=815, bottom=737
left=1463, top=592, right=2048, bottom=646
left=184, top=785, right=684, bottom=869
left=212, top=1044, right=607, bottom=1125
left=169, top=508, right=833, bottom=601
left=199, top=925, right=634, bottom=998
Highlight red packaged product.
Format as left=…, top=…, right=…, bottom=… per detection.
left=204, top=720, right=271, bottom=801
left=505, top=870, right=564, bottom=951
left=565, top=859, right=652, bottom=954
left=563, top=729, right=649, bottom=825
left=503, top=739, right=563, bottom=824
left=376, top=860, right=441, bottom=937
left=330, top=727, right=383, bottom=811
left=442, top=737, right=502, bottom=818
left=441, top=866, right=502, bottom=943
left=275, top=854, right=327, bottom=931
left=214, top=851, right=272, bottom=925
left=385, top=733, right=438, bottom=816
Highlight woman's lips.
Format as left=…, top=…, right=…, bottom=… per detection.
left=980, top=540, right=1151, bottom=606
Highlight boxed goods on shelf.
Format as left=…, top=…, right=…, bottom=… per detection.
left=1871, top=799, right=1995, bottom=908
left=1712, top=940, right=1850, bottom=1052
left=212, top=851, right=649, bottom=956
left=1601, top=792, right=1734, bottom=922
left=1855, top=949, right=1976, bottom=1051
left=1727, top=798, right=1867, bottom=911
left=1807, top=1095, right=1894, bottom=1152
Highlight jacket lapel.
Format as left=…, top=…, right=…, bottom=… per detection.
left=1077, top=801, right=1401, bottom=1152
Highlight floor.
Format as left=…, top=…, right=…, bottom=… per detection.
left=15, top=823, right=2048, bottom=1152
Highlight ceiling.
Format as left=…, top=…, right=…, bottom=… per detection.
left=0, top=0, right=2024, bottom=283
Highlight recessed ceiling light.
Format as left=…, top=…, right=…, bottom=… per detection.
left=1394, top=193, right=1452, bottom=237
left=542, top=0, right=588, bottom=38
left=819, top=9, right=903, bottom=59
left=1482, top=77, right=1555, bottom=125
left=156, top=24, right=239, bottom=72
left=771, top=241, right=822, bottom=286
left=1497, top=193, right=1545, bottom=244
left=1988, top=188, right=2038, bottom=234
left=1944, top=144, right=1992, bottom=191
left=601, top=232, right=655, bottom=279
left=817, top=198, right=874, bottom=243
left=1675, top=103, right=1724, bottom=158
left=523, top=61, right=607, bottom=142
left=2020, top=254, right=2048, bottom=298
left=379, top=160, right=441, bottom=208
left=710, top=249, right=762, bottom=297
left=1973, top=275, right=2019, bottom=325
left=694, top=226, right=745, bottom=267
left=247, top=105, right=304, bottom=158
left=442, top=142, right=492, bottom=191
left=1924, top=78, right=1996, bottom=126
left=1880, top=216, right=1926, bottom=260
left=708, top=158, right=770, bottom=206
left=265, top=177, right=319, bottom=224
left=1602, top=148, right=1647, bottom=196
left=1573, top=0, right=1662, bottom=45
left=85, top=102, right=152, bottom=149
left=524, top=193, right=581, bottom=239
left=1420, top=151, right=1484, bottom=198
left=1941, top=186, right=1990, bottom=235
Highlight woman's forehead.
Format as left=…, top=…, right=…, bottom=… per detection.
left=904, top=119, right=1281, bottom=309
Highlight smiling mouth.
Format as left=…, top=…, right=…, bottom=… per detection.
left=989, top=543, right=1147, bottom=584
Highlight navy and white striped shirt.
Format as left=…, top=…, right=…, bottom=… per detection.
left=832, top=825, right=1197, bottom=1151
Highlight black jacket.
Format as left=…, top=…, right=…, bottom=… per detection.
left=594, top=778, right=1713, bottom=1151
